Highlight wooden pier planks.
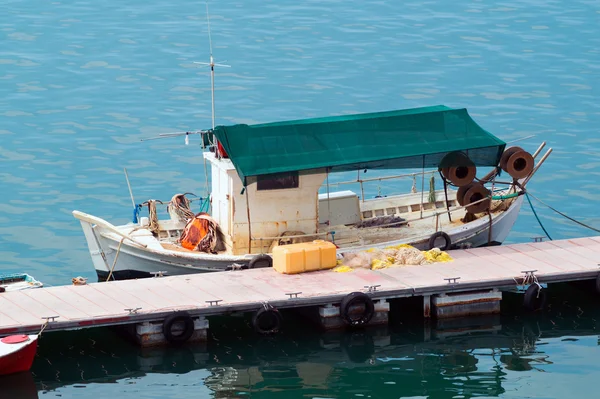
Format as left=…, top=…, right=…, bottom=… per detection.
left=1, top=235, right=599, bottom=335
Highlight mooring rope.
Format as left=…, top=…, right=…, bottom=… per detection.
left=525, top=193, right=552, bottom=241
left=527, top=191, right=600, bottom=235
left=106, top=237, right=126, bottom=282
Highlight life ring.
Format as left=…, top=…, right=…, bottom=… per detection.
left=523, top=284, right=546, bottom=311
left=252, top=306, right=283, bottom=334
left=162, top=311, right=195, bottom=344
left=249, top=254, right=273, bottom=269
left=340, top=292, right=375, bottom=327
left=428, top=231, right=451, bottom=251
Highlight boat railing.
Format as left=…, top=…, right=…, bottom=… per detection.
left=327, top=169, right=438, bottom=203
left=250, top=186, right=522, bottom=245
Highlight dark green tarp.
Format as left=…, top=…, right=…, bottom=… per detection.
left=211, top=105, right=506, bottom=186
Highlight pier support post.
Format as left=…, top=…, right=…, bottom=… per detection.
left=318, top=299, right=390, bottom=330
left=432, top=289, right=502, bottom=319
left=128, top=316, right=209, bottom=347
left=423, top=295, right=431, bottom=318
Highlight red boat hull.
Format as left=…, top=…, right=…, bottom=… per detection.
left=0, top=337, right=37, bottom=376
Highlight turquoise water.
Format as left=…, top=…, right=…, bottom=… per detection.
left=1, top=0, right=600, bottom=397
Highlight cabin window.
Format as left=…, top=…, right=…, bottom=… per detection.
left=257, top=172, right=299, bottom=191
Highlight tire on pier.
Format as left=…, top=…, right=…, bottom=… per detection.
left=162, top=311, right=195, bottom=344
left=428, top=231, right=452, bottom=251
left=252, top=306, right=283, bottom=335
left=523, top=284, right=547, bottom=311
left=249, top=254, right=273, bottom=269
left=340, top=292, right=375, bottom=327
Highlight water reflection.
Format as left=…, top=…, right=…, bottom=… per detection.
left=4, top=284, right=595, bottom=397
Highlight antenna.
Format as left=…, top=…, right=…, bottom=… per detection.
left=194, top=3, right=230, bottom=130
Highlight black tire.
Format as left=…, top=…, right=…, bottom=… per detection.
left=428, top=231, right=451, bottom=251
left=523, top=284, right=546, bottom=311
left=595, top=273, right=600, bottom=294
left=249, top=254, right=273, bottom=269
left=340, top=292, right=375, bottom=327
left=162, top=311, right=195, bottom=344
left=252, top=307, right=283, bottom=334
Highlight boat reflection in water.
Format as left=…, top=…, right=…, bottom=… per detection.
left=27, top=283, right=600, bottom=398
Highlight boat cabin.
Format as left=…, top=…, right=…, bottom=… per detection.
left=204, top=105, right=508, bottom=255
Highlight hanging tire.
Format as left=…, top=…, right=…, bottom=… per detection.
left=249, top=254, right=273, bottom=269
left=523, top=284, right=546, bottom=311
left=252, top=306, right=283, bottom=334
left=428, top=231, right=451, bottom=251
left=340, top=292, right=375, bottom=327
left=162, top=311, right=195, bottom=344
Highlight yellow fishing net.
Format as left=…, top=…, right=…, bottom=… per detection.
left=333, top=244, right=453, bottom=272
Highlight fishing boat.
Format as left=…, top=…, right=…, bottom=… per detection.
left=0, top=273, right=43, bottom=293
left=72, top=105, right=551, bottom=280
left=0, top=334, right=38, bottom=376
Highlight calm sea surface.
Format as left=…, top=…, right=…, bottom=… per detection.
left=1, top=0, right=600, bottom=397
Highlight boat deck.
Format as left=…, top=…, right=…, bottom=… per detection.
left=1, top=235, right=599, bottom=336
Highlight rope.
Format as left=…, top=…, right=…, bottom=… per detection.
left=147, top=200, right=160, bottom=234
left=525, top=193, right=552, bottom=240
left=132, top=205, right=142, bottom=223
left=326, top=169, right=331, bottom=225
left=106, top=237, right=125, bottom=282
left=38, top=319, right=50, bottom=337
left=428, top=174, right=436, bottom=204
left=527, top=191, right=600, bottom=235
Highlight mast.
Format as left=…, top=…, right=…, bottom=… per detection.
left=195, top=3, right=230, bottom=134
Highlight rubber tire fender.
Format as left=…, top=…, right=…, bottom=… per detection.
left=340, top=292, right=375, bottom=327
left=252, top=306, right=283, bottom=334
left=162, top=311, right=195, bottom=344
left=249, top=254, right=273, bottom=269
left=428, top=231, right=451, bottom=251
left=523, top=284, right=547, bottom=311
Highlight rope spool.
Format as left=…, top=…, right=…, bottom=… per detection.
left=505, top=149, right=534, bottom=179
left=500, top=146, right=522, bottom=171
left=456, top=182, right=475, bottom=206
left=439, top=152, right=476, bottom=187
left=463, top=183, right=491, bottom=214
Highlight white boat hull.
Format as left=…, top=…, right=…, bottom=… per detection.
left=74, top=195, right=524, bottom=281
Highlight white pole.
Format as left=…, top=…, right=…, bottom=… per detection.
left=124, top=168, right=136, bottom=209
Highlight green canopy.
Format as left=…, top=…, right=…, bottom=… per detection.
left=211, top=105, right=506, bottom=186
